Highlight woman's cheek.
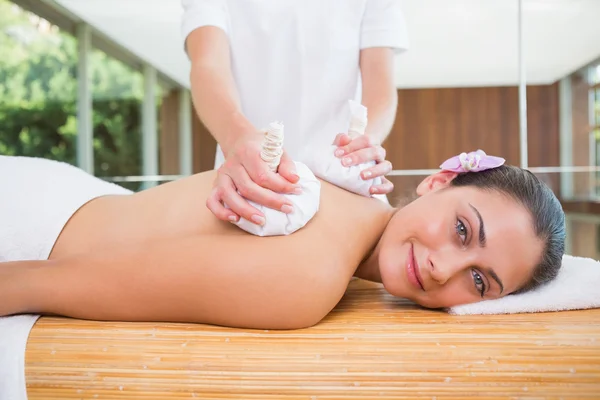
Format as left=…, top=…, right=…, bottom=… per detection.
left=419, top=214, right=448, bottom=247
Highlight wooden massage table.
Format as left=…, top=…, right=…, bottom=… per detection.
left=25, top=279, right=600, bottom=399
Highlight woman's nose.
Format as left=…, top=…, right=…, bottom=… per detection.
left=429, top=258, right=451, bottom=285
left=428, top=251, right=472, bottom=286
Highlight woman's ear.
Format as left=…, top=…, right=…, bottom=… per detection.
left=416, top=170, right=458, bottom=196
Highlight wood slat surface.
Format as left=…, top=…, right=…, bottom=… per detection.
left=26, top=279, right=600, bottom=399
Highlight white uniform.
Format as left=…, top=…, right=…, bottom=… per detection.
left=181, top=0, right=410, bottom=169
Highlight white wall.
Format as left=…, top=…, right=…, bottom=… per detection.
left=52, top=0, right=600, bottom=89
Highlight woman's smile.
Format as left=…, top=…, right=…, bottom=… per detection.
left=406, top=244, right=424, bottom=291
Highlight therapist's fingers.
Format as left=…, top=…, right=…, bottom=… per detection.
left=277, top=151, right=300, bottom=184
left=370, top=176, right=394, bottom=195
left=244, top=153, right=300, bottom=195
left=219, top=183, right=270, bottom=226
left=341, top=146, right=386, bottom=167
left=229, top=165, right=295, bottom=219
left=206, top=175, right=240, bottom=223
left=216, top=168, right=270, bottom=225
left=206, top=192, right=239, bottom=223
left=336, top=135, right=376, bottom=157
left=361, top=160, right=393, bottom=180
left=209, top=169, right=270, bottom=226
left=333, top=133, right=352, bottom=149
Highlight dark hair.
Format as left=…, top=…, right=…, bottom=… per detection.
left=450, top=165, right=565, bottom=293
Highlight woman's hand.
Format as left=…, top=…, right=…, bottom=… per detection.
left=206, top=134, right=301, bottom=225
left=332, top=133, right=394, bottom=195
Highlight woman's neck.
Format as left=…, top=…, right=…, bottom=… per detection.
left=354, top=208, right=398, bottom=283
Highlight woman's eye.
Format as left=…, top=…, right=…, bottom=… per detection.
left=471, top=269, right=486, bottom=297
left=456, top=219, right=468, bottom=243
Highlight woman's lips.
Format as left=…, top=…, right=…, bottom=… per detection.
left=406, top=244, right=425, bottom=291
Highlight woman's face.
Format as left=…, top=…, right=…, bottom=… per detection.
left=378, top=171, right=544, bottom=309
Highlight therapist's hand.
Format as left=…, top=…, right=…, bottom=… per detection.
left=206, top=134, right=301, bottom=225
left=332, top=133, right=394, bottom=195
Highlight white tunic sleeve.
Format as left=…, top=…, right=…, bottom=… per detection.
left=360, top=0, right=410, bottom=53
left=181, top=0, right=230, bottom=49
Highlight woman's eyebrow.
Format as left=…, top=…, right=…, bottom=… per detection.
left=484, top=266, right=505, bottom=294
left=468, top=203, right=486, bottom=247
left=468, top=203, right=504, bottom=294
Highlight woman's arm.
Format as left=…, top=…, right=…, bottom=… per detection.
left=2, top=232, right=349, bottom=330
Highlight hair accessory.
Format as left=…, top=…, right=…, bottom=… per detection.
left=439, top=149, right=505, bottom=173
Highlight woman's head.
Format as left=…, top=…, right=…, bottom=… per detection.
left=377, top=154, right=565, bottom=309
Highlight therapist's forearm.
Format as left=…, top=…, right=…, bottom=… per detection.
left=362, top=89, right=398, bottom=144
left=187, top=27, right=257, bottom=155
left=190, top=64, right=256, bottom=154
left=359, top=47, right=398, bottom=144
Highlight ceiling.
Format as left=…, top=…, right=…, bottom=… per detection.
left=51, top=0, right=600, bottom=89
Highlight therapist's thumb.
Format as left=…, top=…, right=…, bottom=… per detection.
left=277, top=151, right=300, bottom=184
left=333, top=133, right=352, bottom=147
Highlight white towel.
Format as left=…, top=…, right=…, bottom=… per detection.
left=0, top=315, right=40, bottom=400
left=449, top=254, right=600, bottom=315
left=0, top=156, right=132, bottom=400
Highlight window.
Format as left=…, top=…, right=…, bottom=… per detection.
left=91, top=47, right=144, bottom=191
left=0, top=0, right=168, bottom=192
left=0, top=0, right=77, bottom=162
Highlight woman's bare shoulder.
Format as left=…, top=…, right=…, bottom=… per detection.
left=298, top=180, right=394, bottom=265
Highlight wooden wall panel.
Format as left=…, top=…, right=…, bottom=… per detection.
left=385, top=84, right=559, bottom=170
left=191, top=105, right=217, bottom=173
left=572, top=72, right=593, bottom=198
left=159, top=90, right=218, bottom=175
left=525, top=85, right=561, bottom=167
left=159, top=90, right=181, bottom=175
left=570, top=219, right=599, bottom=259
left=384, top=84, right=560, bottom=202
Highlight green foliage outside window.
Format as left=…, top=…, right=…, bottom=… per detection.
left=0, top=0, right=145, bottom=181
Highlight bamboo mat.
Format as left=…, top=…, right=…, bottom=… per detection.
left=25, top=279, right=600, bottom=399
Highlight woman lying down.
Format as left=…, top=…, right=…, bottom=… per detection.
left=0, top=149, right=565, bottom=330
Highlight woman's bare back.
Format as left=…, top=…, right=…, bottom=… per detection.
left=50, top=171, right=236, bottom=259
left=51, top=170, right=394, bottom=271
left=5, top=170, right=395, bottom=328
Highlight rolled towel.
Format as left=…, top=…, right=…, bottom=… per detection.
left=448, top=254, right=600, bottom=315
left=304, top=100, right=381, bottom=197
left=228, top=122, right=321, bottom=237
left=0, top=315, right=39, bottom=400
left=0, top=155, right=133, bottom=400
